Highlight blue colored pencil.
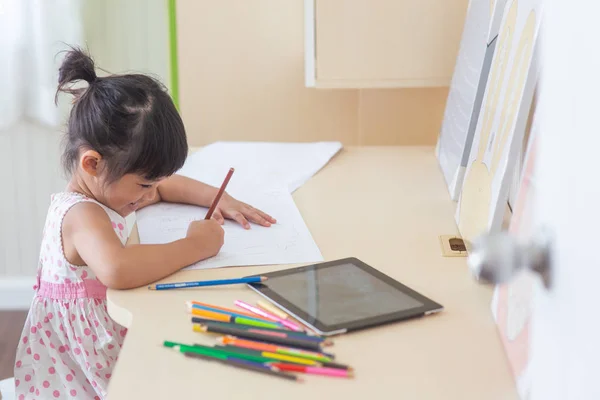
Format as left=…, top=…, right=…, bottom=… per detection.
left=148, top=276, right=267, bottom=290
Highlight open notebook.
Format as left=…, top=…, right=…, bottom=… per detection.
left=136, top=142, right=342, bottom=270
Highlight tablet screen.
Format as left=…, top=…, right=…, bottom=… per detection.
left=263, top=263, right=425, bottom=325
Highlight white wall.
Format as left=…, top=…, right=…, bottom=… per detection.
left=0, top=124, right=66, bottom=308
left=0, top=1, right=169, bottom=309
left=82, top=0, right=170, bottom=89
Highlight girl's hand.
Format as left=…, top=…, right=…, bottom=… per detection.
left=186, top=219, right=225, bottom=257
left=212, top=194, right=277, bottom=229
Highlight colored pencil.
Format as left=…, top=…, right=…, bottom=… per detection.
left=216, top=344, right=350, bottom=370
left=183, top=352, right=301, bottom=382
left=256, top=300, right=289, bottom=319
left=235, top=300, right=302, bottom=332
left=256, top=300, right=317, bottom=334
left=193, top=323, right=323, bottom=352
left=189, top=318, right=325, bottom=343
left=165, top=341, right=273, bottom=363
left=205, top=167, right=234, bottom=220
left=190, top=311, right=282, bottom=330
left=213, top=345, right=319, bottom=366
left=246, top=328, right=329, bottom=344
left=148, top=276, right=266, bottom=290
left=270, top=363, right=354, bottom=378
left=189, top=301, right=274, bottom=321
left=218, top=336, right=334, bottom=362
left=189, top=307, right=281, bottom=329
left=165, top=341, right=227, bottom=359
left=188, top=303, right=274, bottom=324
left=166, top=341, right=301, bottom=381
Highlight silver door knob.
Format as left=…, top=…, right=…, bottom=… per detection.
left=467, top=229, right=553, bottom=289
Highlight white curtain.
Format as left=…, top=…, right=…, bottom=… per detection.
left=0, top=1, right=168, bottom=306
left=0, top=0, right=84, bottom=131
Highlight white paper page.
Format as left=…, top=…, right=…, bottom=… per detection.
left=136, top=187, right=323, bottom=270
left=437, top=0, right=491, bottom=199
left=176, top=141, right=342, bottom=195
left=436, top=0, right=509, bottom=200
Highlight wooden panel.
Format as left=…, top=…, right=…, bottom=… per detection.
left=315, top=0, right=469, bottom=87
left=0, top=311, right=27, bottom=380
left=177, top=0, right=359, bottom=145
left=177, top=1, right=449, bottom=146
left=358, top=88, right=449, bottom=145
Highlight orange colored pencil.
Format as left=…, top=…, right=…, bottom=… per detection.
left=189, top=301, right=273, bottom=321
left=220, top=336, right=280, bottom=352
left=190, top=308, right=231, bottom=322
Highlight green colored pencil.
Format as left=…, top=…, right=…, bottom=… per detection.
left=191, top=316, right=281, bottom=330
left=214, top=345, right=350, bottom=370
left=221, top=343, right=332, bottom=363
left=183, top=352, right=301, bottom=382
left=165, top=341, right=273, bottom=364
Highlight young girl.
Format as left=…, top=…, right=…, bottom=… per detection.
left=14, top=48, right=276, bottom=400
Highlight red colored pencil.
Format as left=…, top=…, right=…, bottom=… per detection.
left=205, top=168, right=234, bottom=220
left=270, top=363, right=354, bottom=378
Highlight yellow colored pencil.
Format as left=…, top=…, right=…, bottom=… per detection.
left=257, top=300, right=289, bottom=319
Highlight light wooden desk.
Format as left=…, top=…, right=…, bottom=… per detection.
left=106, top=147, right=517, bottom=399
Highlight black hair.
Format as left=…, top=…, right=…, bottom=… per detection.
left=56, top=47, right=188, bottom=182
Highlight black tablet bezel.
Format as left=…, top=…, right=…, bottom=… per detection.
left=246, top=257, right=443, bottom=334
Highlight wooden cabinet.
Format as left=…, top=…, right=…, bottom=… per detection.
left=305, top=0, right=469, bottom=88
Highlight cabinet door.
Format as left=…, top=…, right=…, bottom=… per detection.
left=528, top=0, right=600, bottom=398
left=470, top=1, right=600, bottom=398
left=305, top=0, right=469, bottom=88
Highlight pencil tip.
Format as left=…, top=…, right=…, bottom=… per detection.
left=260, top=276, right=268, bottom=281
left=148, top=286, right=155, bottom=290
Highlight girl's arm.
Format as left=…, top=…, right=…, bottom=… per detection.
left=63, top=202, right=224, bottom=289
left=140, top=175, right=277, bottom=229
left=157, top=174, right=220, bottom=207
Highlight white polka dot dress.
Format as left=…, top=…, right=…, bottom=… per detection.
left=14, top=193, right=129, bottom=399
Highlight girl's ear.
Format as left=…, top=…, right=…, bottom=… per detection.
left=79, top=150, right=103, bottom=177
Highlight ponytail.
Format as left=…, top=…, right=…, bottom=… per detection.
left=55, top=47, right=97, bottom=104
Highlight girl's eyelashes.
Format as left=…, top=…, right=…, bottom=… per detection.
left=139, top=184, right=153, bottom=189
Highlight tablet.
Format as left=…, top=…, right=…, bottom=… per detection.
left=247, top=257, right=443, bottom=336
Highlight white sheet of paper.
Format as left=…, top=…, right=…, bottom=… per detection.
left=136, top=187, right=324, bottom=270
left=436, top=0, right=509, bottom=200
left=176, top=141, right=342, bottom=195
left=136, top=141, right=339, bottom=270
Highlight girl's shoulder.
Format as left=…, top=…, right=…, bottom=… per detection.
left=47, top=192, right=128, bottom=243
left=49, top=192, right=119, bottom=219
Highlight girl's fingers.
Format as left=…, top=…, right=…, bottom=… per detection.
left=230, top=211, right=250, bottom=229
left=249, top=207, right=276, bottom=224
left=259, top=210, right=276, bottom=224
left=245, top=210, right=271, bottom=227
left=212, top=210, right=225, bottom=225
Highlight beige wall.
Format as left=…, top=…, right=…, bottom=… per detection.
left=177, top=1, right=449, bottom=146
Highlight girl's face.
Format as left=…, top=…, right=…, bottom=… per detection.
left=102, top=174, right=161, bottom=217
left=78, top=150, right=163, bottom=217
